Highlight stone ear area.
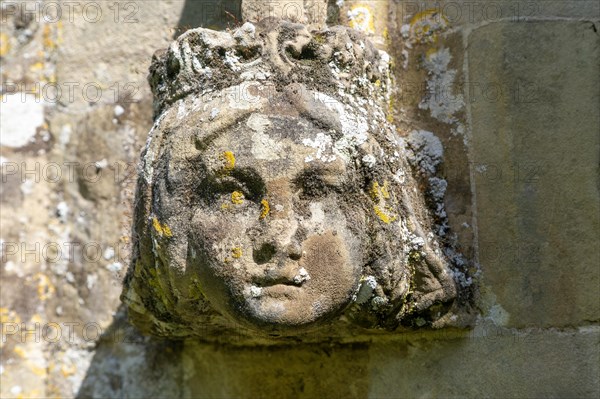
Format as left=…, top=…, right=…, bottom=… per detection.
left=122, top=19, right=476, bottom=344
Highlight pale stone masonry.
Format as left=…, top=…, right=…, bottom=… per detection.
left=0, top=1, right=598, bottom=398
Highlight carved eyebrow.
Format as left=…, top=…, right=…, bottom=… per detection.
left=301, top=163, right=345, bottom=178
left=196, top=167, right=266, bottom=203
left=228, top=167, right=267, bottom=201
left=293, top=166, right=345, bottom=192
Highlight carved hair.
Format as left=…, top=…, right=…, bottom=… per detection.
left=148, top=18, right=390, bottom=117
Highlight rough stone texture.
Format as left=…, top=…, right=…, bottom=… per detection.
left=122, top=20, right=472, bottom=342
left=469, top=21, right=600, bottom=328
left=242, top=0, right=328, bottom=28
left=0, top=0, right=598, bottom=397
left=367, top=326, right=600, bottom=398
left=77, top=318, right=600, bottom=398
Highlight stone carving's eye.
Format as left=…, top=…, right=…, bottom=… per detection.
left=197, top=167, right=266, bottom=204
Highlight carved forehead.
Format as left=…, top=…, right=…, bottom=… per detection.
left=143, top=84, right=390, bottom=186
left=173, top=111, right=350, bottom=180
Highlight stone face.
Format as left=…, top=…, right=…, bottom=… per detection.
left=121, top=19, right=471, bottom=341
left=469, top=21, right=600, bottom=327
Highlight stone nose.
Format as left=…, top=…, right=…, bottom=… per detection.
left=252, top=241, right=303, bottom=265
left=286, top=241, right=302, bottom=260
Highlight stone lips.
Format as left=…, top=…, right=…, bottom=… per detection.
left=147, top=18, right=391, bottom=118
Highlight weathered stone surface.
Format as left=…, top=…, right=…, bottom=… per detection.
left=242, top=0, right=328, bottom=28
left=367, top=326, right=600, bottom=398
left=1, top=1, right=599, bottom=397
left=469, top=21, right=600, bottom=327
left=122, top=19, right=473, bottom=341
left=77, top=317, right=599, bottom=398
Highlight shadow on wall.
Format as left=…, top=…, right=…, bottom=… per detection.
left=173, top=0, right=242, bottom=38
left=76, top=306, right=372, bottom=398
left=76, top=306, right=186, bottom=398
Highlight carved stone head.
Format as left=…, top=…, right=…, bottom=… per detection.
left=122, top=19, right=465, bottom=342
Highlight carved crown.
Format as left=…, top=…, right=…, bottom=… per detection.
left=148, top=18, right=391, bottom=116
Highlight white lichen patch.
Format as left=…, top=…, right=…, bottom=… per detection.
left=428, top=176, right=447, bottom=203
left=347, top=6, right=374, bottom=34
left=486, top=303, right=510, bottom=326
left=86, top=274, right=98, bottom=290
left=234, top=22, right=256, bottom=39
left=62, top=347, right=95, bottom=396
left=308, top=202, right=325, bottom=230
left=106, top=262, right=123, bottom=273
left=293, top=268, right=311, bottom=285
left=177, top=101, right=188, bottom=120
left=103, top=247, right=115, bottom=260
left=20, top=179, right=34, bottom=195
left=419, top=48, right=464, bottom=124
left=0, top=94, right=45, bottom=147
left=362, top=154, right=377, bottom=167
left=114, top=105, right=125, bottom=117
left=313, top=92, right=369, bottom=159
left=406, top=130, right=444, bottom=174
left=355, top=276, right=377, bottom=304
left=56, top=201, right=69, bottom=223
left=247, top=113, right=281, bottom=161
left=302, top=132, right=336, bottom=163
left=248, top=285, right=262, bottom=298
left=227, top=83, right=264, bottom=110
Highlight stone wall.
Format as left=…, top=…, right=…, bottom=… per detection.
left=0, top=1, right=598, bottom=397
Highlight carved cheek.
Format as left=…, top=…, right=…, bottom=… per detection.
left=301, top=231, right=355, bottom=295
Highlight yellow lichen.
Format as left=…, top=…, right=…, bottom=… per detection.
left=370, top=181, right=381, bottom=201
left=408, top=9, right=449, bottom=44
left=13, top=345, right=26, bottom=358
left=221, top=203, right=230, bottom=210
left=314, top=33, right=327, bottom=44
left=31, top=365, right=46, bottom=377
left=0, top=307, right=21, bottom=324
left=370, top=181, right=391, bottom=201
left=231, top=191, right=244, bottom=205
left=152, top=216, right=173, bottom=238
left=380, top=182, right=390, bottom=199
left=348, top=5, right=375, bottom=34
left=34, top=273, right=55, bottom=301
left=42, top=25, right=56, bottom=50
left=231, top=247, right=242, bottom=258
left=387, top=96, right=395, bottom=123
left=370, top=180, right=397, bottom=223
left=220, top=151, right=236, bottom=172
left=0, top=32, right=10, bottom=57
left=373, top=206, right=393, bottom=224
left=61, top=364, right=76, bottom=378
left=260, top=199, right=270, bottom=219
left=30, top=61, right=44, bottom=72
left=410, top=9, right=447, bottom=26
